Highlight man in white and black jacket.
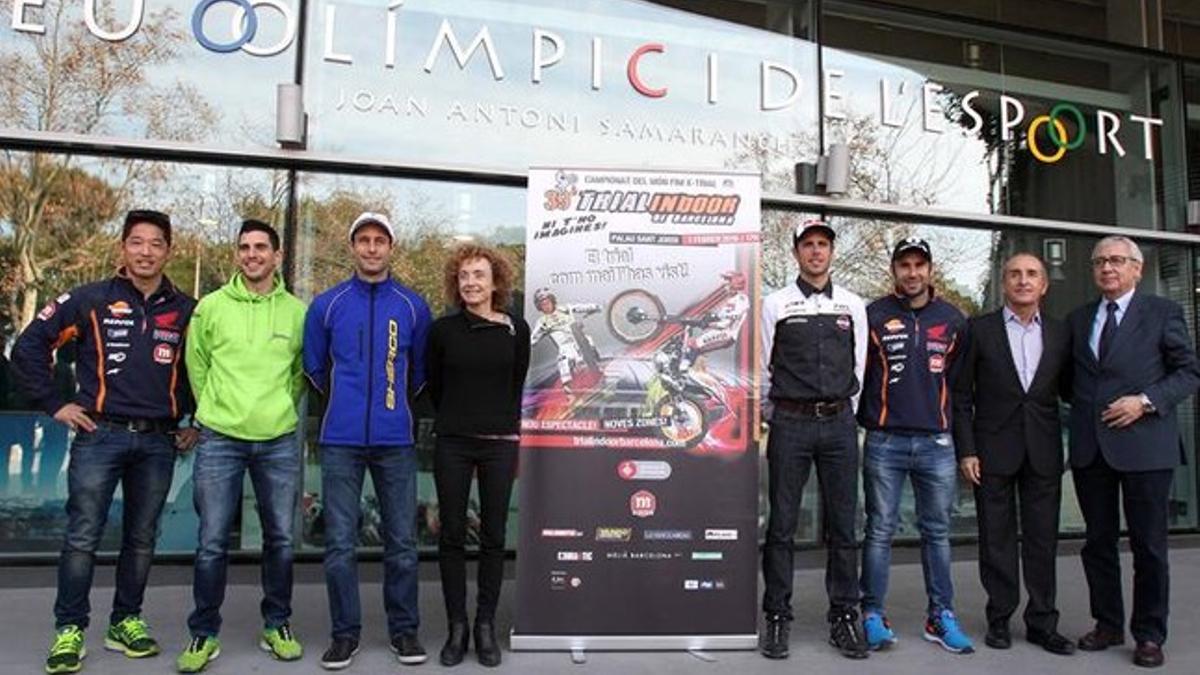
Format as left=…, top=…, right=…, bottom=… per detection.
left=759, top=219, right=869, bottom=660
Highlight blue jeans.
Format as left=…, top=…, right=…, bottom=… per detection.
left=322, top=445, right=419, bottom=640
left=54, top=425, right=175, bottom=629
left=188, top=429, right=300, bottom=637
left=860, top=430, right=958, bottom=617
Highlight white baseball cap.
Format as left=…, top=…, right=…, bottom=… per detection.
left=348, top=212, right=395, bottom=242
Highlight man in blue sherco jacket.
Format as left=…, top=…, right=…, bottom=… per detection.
left=303, top=212, right=434, bottom=670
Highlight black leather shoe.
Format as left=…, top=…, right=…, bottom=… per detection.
left=473, top=620, right=501, bottom=667
left=1028, top=629, right=1076, bottom=655
left=1077, top=627, right=1124, bottom=651
left=760, top=615, right=790, bottom=660
left=1133, top=641, right=1164, bottom=668
left=985, top=624, right=1012, bottom=649
left=440, top=622, right=469, bottom=667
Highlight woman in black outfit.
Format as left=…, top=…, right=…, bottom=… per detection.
left=426, top=243, right=529, bottom=667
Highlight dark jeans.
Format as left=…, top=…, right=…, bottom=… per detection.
left=975, top=462, right=1062, bottom=633
left=188, top=429, right=300, bottom=637
left=54, top=425, right=175, bottom=629
left=434, top=435, right=518, bottom=624
left=322, top=445, right=419, bottom=640
left=860, top=430, right=958, bottom=617
left=1073, top=453, right=1174, bottom=645
left=762, top=406, right=860, bottom=620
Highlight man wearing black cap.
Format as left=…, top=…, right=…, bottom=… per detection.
left=857, top=238, right=974, bottom=655
left=12, top=210, right=198, bottom=674
left=760, top=219, right=869, bottom=660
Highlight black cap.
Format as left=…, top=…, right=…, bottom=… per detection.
left=122, top=209, right=172, bottom=245
left=891, top=237, right=931, bottom=262
left=793, top=219, right=836, bottom=247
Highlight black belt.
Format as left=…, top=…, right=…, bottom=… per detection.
left=91, top=414, right=176, bottom=434
left=774, top=399, right=848, bottom=418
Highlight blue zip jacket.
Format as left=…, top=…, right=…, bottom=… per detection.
left=303, top=275, right=434, bottom=447
left=857, top=292, right=968, bottom=434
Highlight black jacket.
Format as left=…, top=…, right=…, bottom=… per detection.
left=12, top=272, right=196, bottom=421
left=1067, top=292, right=1200, bottom=472
left=426, top=309, right=531, bottom=436
left=952, top=309, right=1070, bottom=477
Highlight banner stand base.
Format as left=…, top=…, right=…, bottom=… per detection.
left=510, top=633, right=758, bottom=651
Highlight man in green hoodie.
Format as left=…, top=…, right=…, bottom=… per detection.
left=176, top=220, right=308, bottom=673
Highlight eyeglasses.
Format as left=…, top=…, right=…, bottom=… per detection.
left=1091, top=255, right=1137, bottom=269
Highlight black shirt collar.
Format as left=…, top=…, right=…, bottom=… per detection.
left=796, top=276, right=832, bottom=299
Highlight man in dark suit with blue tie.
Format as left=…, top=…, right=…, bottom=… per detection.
left=954, top=253, right=1074, bottom=656
left=1068, top=235, right=1200, bottom=669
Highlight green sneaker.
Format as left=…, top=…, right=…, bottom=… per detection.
left=260, top=623, right=303, bottom=661
left=176, top=635, right=221, bottom=673
left=46, top=625, right=86, bottom=674
left=104, top=615, right=160, bottom=658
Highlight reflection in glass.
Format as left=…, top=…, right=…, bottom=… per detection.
left=303, top=0, right=818, bottom=184
left=0, top=0, right=296, bottom=150
left=822, top=4, right=1188, bottom=230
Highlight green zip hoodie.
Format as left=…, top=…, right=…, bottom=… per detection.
left=186, top=273, right=307, bottom=440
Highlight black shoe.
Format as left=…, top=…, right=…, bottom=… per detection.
left=320, top=638, right=359, bottom=671
left=1133, top=641, right=1164, bottom=668
left=390, top=633, right=428, bottom=665
left=985, top=624, right=1012, bottom=649
left=440, top=622, right=469, bottom=667
left=473, top=621, right=501, bottom=667
left=760, top=615, right=789, bottom=660
left=828, top=609, right=868, bottom=659
left=1077, top=626, right=1124, bottom=651
left=1028, top=629, right=1076, bottom=656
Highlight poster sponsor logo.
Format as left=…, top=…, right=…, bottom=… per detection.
left=704, top=528, right=738, bottom=541
left=607, top=550, right=680, bottom=561
left=630, top=490, right=657, bottom=518
left=556, top=551, right=594, bottom=562
left=541, top=528, right=585, bottom=538
left=691, top=551, right=724, bottom=561
left=595, top=527, right=632, bottom=542
left=684, top=578, right=727, bottom=591
left=617, top=459, right=672, bottom=481
left=549, top=571, right=582, bottom=591
left=643, top=529, right=692, bottom=541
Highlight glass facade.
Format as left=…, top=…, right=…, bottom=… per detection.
left=1, top=0, right=1199, bottom=559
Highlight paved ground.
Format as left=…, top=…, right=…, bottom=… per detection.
left=3, top=545, right=1198, bottom=674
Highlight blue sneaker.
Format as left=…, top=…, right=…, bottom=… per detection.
left=924, top=609, right=974, bottom=654
left=863, top=612, right=897, bottom=650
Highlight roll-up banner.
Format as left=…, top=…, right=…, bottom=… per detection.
left=512, top=167, right=762, bottom=651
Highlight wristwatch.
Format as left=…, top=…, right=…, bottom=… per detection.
left=1139, top=393, right=1156, bottom=414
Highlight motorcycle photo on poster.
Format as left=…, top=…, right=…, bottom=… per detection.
left=514, top=167, right=762, bottom=650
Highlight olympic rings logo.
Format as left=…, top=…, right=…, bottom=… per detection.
left=1026, top=103, right=1087, bottom=164
left=191, top=0, right=296, bottom=56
